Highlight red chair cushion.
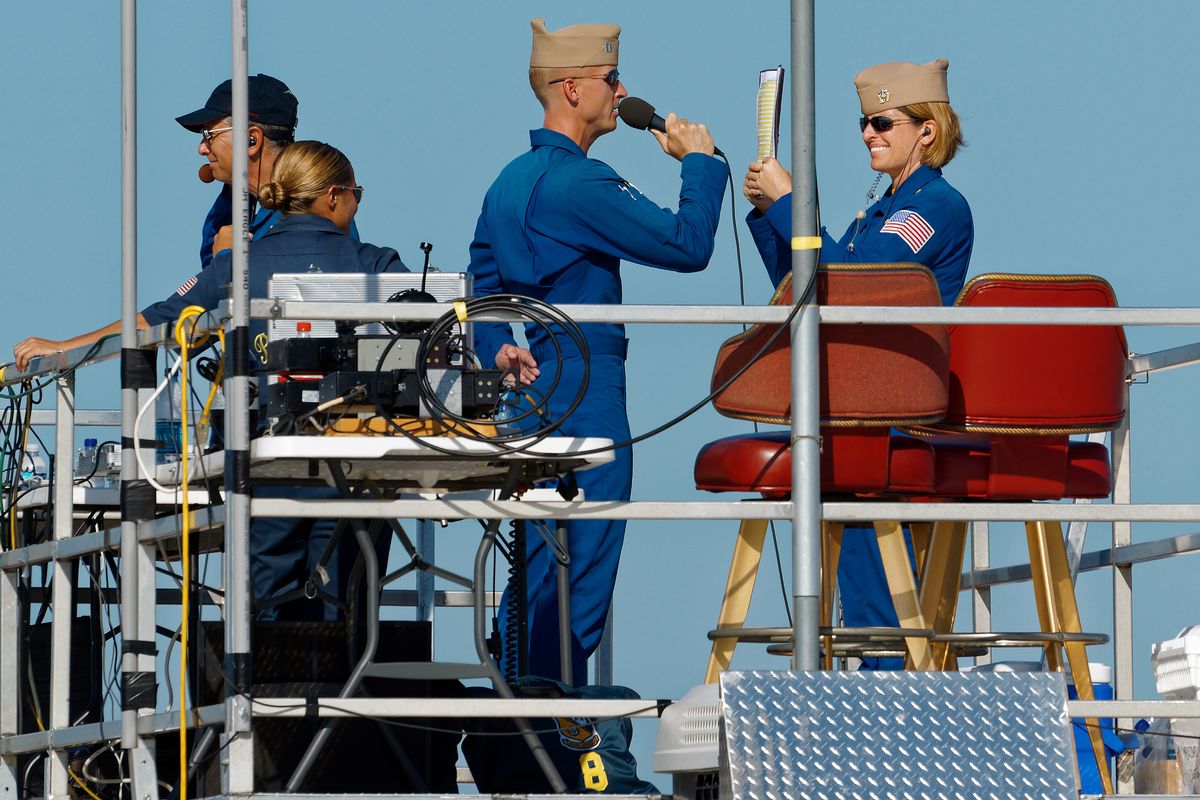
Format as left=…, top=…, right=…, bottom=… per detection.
left=694, top=430, right=936, bottom=496
left=946, top=276, right=1128, bottom=430
left=710, top=266, right=949, bottom=425
left=932, top=437, right=1111, bottom=500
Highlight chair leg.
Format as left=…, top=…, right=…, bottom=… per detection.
left=873, top=520, right=934, bottom=670
left=1025, top=522, right=1064, bottom=672
left=1036, top=520, right=1115, bottom=796
left=910, top=522, right=932, bottom=577
left=705, top=519, right=768, bottom=684
left=821, top=522, right=844, bottom=670
left=917, top=521, right=969, bottom=670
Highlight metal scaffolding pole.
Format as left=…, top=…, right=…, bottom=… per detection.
left=789, top=0, right=821, bottom=671
left=117, top=2, right=160, bottom=798
left=221, top=0, right=256, bottom=791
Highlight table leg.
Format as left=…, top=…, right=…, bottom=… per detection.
left=556, top=521, right=572, bottom=686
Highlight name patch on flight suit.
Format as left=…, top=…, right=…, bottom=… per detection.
left=617, top=180, right=645, bottom=201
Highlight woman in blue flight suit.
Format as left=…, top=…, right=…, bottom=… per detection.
left=15, top=141, right=405, bottom=621
left=741, top=59, right=972, bottom=668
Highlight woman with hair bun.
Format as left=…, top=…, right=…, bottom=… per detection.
left=142, top=140, right=407, bottom=341
left=16, top=140, right=407, bottom=372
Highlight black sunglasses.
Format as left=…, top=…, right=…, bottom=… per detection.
left=335, top=184, right=364, bottom=203
left=548, top=68, right=620, bottom=88
left=859, top=115, right=922, bottom=133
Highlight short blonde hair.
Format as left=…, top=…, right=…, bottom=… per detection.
left=902, top=101, right=963, bottom=169
left=257, top=140, right=353, bottom=215
left=528, top=66, right=575, bottom=108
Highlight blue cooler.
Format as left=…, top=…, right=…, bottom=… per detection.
left=1067, top=663, right=1127, bottom=794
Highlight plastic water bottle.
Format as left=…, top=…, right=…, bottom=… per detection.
left=76, top=438, right=98, bottom=478
left=155, top=369, right=183, bottom=464
left=21, top=442, right=47, bottom=484
left=493, top=388, right=522, bottom=436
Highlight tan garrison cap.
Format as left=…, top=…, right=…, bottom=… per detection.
left=854, top=58, right=950, bottom=113
left=529, top=18, right=620, bottom=68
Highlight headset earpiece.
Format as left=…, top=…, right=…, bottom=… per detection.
left=922, top=127, right=931, bottom=136
left=249, top=134, right=258, bottom=147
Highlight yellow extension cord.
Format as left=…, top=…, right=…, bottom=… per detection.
left=172, top=305, right=216, bottom=800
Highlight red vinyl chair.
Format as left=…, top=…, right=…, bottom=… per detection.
left=695, top=264, right=950, bottom=680
left=909, top=273, right=1128, bottom=794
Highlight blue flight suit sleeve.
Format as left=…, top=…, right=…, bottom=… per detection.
left=747, top=193, right=840, bottom=289
left=746, top=194, right=792, bottom=288
left=199, top=187, right=234, bottom=270
left=467, top=205, right=518, bottom=368
left=361, top=243, right=407, bottom=274
left=142, top=255, right=229, bottom=326
left=564, top=153, right=726, bottom=270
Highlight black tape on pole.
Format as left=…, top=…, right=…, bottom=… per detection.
left=227, top=449, right=251, bottom=496
left=121, top=436, right=159, bottom=451
left=227, top=325, right=251, bottom=378
left=122, top=671, right=157, bottom=711
left=225, top=652, right=252, bottom=695
left=120, top=347, right=156, bottom=390
left=121, top=479, right=156, bottom=523
left=121, top=640, right=158, bottom=657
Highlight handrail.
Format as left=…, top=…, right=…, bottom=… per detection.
left=252, top=297, right=1200, bottom=326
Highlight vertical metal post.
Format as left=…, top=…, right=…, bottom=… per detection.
left=1, top=561, right=20, bottom=796
left=116, top=4, right=158, bottom=800
left=970, top=521, right=991, bottom=666
left=594, top=603, right=614, bottom=686
left=1111, top=386, right=1134, bottom=794
left=789, top=0, right=821, bottom=671
left=416, top=519, right=434, bottom=628
left=45, top=375, right=77, bottom=797
left=221, top=0, right=255, bottom=791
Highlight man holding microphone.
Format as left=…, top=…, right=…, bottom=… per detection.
left=467, top=17, right=726, bottom=683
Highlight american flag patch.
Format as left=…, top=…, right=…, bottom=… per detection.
left=880, top=210, right=934, bottom=253
left=176, top=276, right=198, bottom=296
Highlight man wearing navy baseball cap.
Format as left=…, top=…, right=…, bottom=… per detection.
left=177, top=73, right=300, bottom=270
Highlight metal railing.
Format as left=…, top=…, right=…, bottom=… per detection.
left=5, top=299, right=1200, bottom=799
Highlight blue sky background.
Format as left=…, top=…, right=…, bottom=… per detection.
left=5, top=0, right=1200, bottom=790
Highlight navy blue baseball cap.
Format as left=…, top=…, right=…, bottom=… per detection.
left=176, top=73, right=298, bottom=139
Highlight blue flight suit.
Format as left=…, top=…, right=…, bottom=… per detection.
left=747, top=164, right=973, bottom=668
left=196, top=184, right=359, bottom=270
left=145, top=213, right=407, bottom=621
left=469, top=128, right=726, bottom=682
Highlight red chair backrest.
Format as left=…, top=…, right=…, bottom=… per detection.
left=945, top=274, right=1128, bottom=432
left=710, top=264, right=949, bottom=426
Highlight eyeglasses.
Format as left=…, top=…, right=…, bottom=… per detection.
left=199, top=125, right=235, bottom=144
left=547, top=68, right=621, bottom=87
left=859, top=115, right=922, bottom=133
left=335, top=184, right=364, bottom=203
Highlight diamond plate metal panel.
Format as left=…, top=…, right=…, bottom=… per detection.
left=719, top=671, right=1077, bottom=800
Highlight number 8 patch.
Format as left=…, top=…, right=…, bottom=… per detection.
left=579, top=751, right=609, bottom=791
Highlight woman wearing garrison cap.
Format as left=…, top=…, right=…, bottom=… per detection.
left=744, top=58, right=972, bottom=304
left=742, top=59, right=973, bottom=670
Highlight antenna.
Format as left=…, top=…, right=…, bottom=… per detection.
left=419, top=241, right=433, bottom=294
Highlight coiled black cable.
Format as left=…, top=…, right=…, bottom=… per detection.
left=416, top=294, right=589, bottom=446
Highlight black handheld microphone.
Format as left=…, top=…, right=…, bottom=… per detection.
left=618, top=97, right=724, bottom=157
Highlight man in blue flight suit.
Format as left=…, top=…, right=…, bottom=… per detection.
left=467, top=18, right=726, bottom=683
left=175, top=74, right=300, bottom=269
left=742, top=58, right=973, bottom=668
